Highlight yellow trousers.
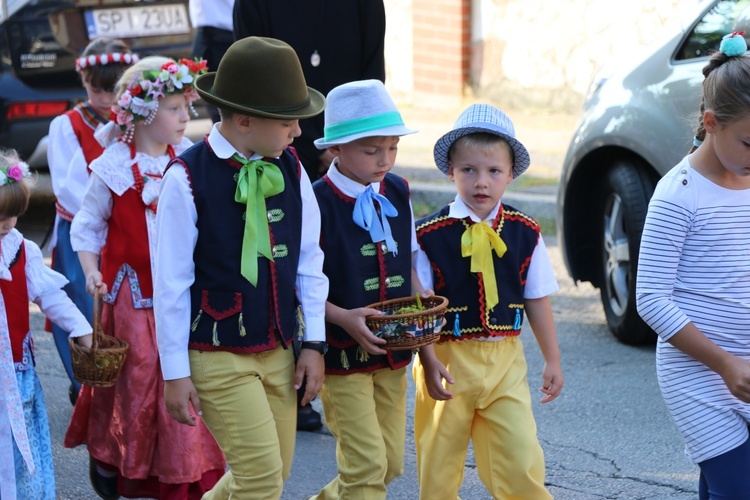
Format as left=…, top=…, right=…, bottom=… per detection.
left=189, top=346, right=296, bottom=500
left=413, top=338, right=551, bottom=500
left=311, top=367, right=407, bottom=500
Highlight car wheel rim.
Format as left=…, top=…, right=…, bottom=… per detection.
left=603, top=193, right=630, bottom=317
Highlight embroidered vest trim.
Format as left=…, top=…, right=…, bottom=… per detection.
left=0, top=243, right=30, bottom=363
left=314, top=173, right=413, bottom=373
left=176, top=140, right=303, bottom=353
left=417, top=204, right=540, bottom=341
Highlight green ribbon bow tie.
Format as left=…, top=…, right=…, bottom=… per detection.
left=461, top=221, right=507, bottom=311
left=232, top=153, right=285, bottom=285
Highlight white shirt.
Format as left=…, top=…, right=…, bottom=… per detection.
left=0, top=228, right=91, bottom=338
left=189, top=0, right=234, bottom=31
left=414, top=195, right=558, bottom=301
left=154, top=124, right=329, bottom=381
left=47, top=114, right=95, bottom=249
left=48, top=114, right=91, bottom=216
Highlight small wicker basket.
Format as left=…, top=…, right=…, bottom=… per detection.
left=365, top=295, right=449, bottom=350
left=69, top=288, right=130, bottom=387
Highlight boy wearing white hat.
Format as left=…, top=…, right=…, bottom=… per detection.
left=413, top=104, right=564, bottom=499
left=310, top=79, right=428, bottom=499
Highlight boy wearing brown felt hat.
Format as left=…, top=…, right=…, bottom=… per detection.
left=153, top=36, right=329, bottom=499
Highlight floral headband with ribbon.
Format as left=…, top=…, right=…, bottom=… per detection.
left=0, top=162, right=31, bottom=187
left=110, top=58, right=208, bottom=142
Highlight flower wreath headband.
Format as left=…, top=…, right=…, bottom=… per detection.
left=75, top=52, right=140, bottom=72
left=0, top=161, right=31, bottom=187
left=110, top=58, right=208, bottom=143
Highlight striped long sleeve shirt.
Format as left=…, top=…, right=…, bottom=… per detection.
left=636, top=157, right=750, bottom=463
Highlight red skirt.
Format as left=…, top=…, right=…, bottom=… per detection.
left=65, top=276, right=226, bottom=498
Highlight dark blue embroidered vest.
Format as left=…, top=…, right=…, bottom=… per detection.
left=416, top=203, right=539, bottom=340
left=171, top=140, right=302, bottom=353
left=313, top=173, right=412, bottom=374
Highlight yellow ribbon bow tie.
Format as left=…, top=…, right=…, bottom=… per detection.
left=233, top=154, right=285, bottom=286
left=461, top=222, right=507, bottom=311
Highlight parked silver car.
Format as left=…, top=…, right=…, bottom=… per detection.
left=557, top=0, right=750, bottom=344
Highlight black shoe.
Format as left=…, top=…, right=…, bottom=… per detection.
left=68, top=384, right=78, bottom=406
left=297, top=403, right=323, bottom=432
left=89, top=456, right=120, bottom=500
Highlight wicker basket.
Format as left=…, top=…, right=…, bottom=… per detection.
left=365, top=295, right=449, bottom=350
left=69, top=288, right=130, bottom=387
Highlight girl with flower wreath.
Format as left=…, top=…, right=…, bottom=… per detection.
left=46, top=37, right=138, bottom=407
left=63, top=56, right=225, bottom=500
left=0, top=150, right=93, bottom=500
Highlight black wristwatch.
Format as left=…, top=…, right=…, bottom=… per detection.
left=301, top=341, right=328, bottom=356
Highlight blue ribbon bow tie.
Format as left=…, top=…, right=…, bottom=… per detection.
left=353, top=185, right=399, bottom=254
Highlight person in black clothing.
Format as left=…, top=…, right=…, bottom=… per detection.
left=234, top=0, right=386, bottom=433
left=233, top=0, right=386, bottom=182
left=190, top=0, right=235, bottom=123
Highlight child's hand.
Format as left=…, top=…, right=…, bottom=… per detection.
left=424, top=361, right=454, bottom=400
left=419, top=345, right=454, bottom=400
left=164, top=377, right=202, bottom=426
left=85, top=271, right=107, bottom=296
left=75, top=334, right=93, bottom=349
left=540, top=360, right=563, bottom=403
left=719, top=355, right=750, bottom=403
left=295, top=348, right=325, bottom=406
left=341, top=307, right=388, bottom=355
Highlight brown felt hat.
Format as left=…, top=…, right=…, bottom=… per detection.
left=195, top=37, right=325, bottom=119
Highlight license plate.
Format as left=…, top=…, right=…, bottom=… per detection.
left=84, top=4, right=190, bottom=39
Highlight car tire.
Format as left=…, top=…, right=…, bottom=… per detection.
left=599, top=161, right=656, bottom=345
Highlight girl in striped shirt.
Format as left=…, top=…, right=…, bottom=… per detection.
left=637, top=32, right=750, bottom=499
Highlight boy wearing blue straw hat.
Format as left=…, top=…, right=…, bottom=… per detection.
left=153, top=37, right=329, bottom=499
left=413, top=104, right=564, bottom=499
left=309, top=79, right=428, bottom=499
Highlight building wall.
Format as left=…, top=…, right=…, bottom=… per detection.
left=385, top=0, right=703, bottom=112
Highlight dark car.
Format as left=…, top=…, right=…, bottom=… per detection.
left=557, top=0, right=750, bottom=344
left=0, top=0, right=194, bottom=168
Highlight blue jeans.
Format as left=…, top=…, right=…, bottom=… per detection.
left=698, top=431, right=750, bottom=499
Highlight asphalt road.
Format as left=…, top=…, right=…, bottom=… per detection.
left=16, top=200, right=699, bottom=499
left=19, top=114, right=696, bottom=500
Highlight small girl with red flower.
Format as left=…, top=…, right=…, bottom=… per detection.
left=0, top=149, right=93, bottom=500
left=63, top=56, right=226, bottom=500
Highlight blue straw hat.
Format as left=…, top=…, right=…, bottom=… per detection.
left=314, top=79, right=416, bottom=148
left=433, top=104, right=530, bottom=177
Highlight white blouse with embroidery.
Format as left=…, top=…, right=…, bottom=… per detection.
left=0, top=228, right=92, bottom=338
left=70, top=137, right=192, bottom=262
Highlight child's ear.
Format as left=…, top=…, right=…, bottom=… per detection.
left=328, top=145, right=342, bottom=157
left=235, top=113, right=252, bottom=131
left=704, top=110, right=718, bottom=135
left=447, top=163, right=455, bottom=181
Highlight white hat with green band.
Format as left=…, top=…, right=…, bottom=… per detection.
left=314, top=79, right=416, bottom=149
